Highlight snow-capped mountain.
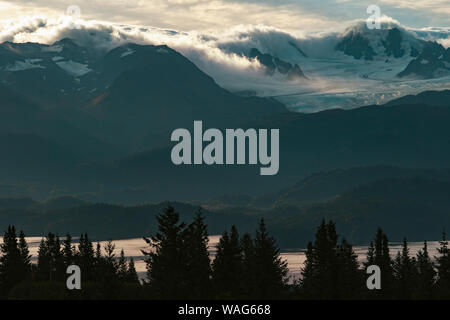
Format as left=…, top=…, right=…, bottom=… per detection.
left=334, top=22, right=450, bottom=79
left=245, top=48, right=306, bottom=80
left=0, top=39, right=286, bottom=154
left=1, top=31, right=450, bottom=203
left=208, top=19, right=450, bottom=111
left=399, top=41, right=450, bottom=79
left=0, top=17, right=449, bottom=113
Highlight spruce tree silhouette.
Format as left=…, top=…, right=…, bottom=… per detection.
left=142, top=205, right=186, bottom=299
left=436, top=230, right=450, bottom=298
left=62, top=233, right=75, bottom=268
left=415, top=240, right=436, bottom=299
left=126, top=257, right=140, bottom=284
left=0, top=226, right=30, bottom=296
left=365, top=227, right=394, bottom=298
left=117, top=249, right=128, bottom=282
left=300, top=241, right=315, bottom=295
left=53, top=235, right=65, bottom=281
left=77, top=233, right=95, bottom=281
left=392, top=238, right=417, bottom=299
left=240, top=232, right=256, bottom=298
left=252, top=219, right=288, bottom=299
left=37, top=233, right=65, bottom=281
left=18, top=230, right=32, bottom=278
left=212, top=225, right=243, bottom=298
left=366, top=241, right=375, bottom=265
left=301, top=220, right=361, bottom=299
left=183, top=210, right=211, bottom=299
left=335, top=238, right=362, bottom=298
left=103, top=240, right=118, bottom=281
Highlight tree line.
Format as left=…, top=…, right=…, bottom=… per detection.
left=0, top=206, right=450, bottom=299
left=299, top=220, right=450, bottom=299
left=0, top=226, right=140, bottom=299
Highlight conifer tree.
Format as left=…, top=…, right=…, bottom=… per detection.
left=301, top=220, right=337, bottom=298
left=252, top=219, right=288, bottom=299
left=62, top=233, right=75, bottom=268
left=436, top=230, right=450, bottom=297
left=53, top=235, right=65, bottom=280
left=142, top=205, right=186, bottom=299
left=392, top=238, right=417, bottom=299
left=183, top=210, right=211, bottom=298
left=37, top=238, right=49, bottom=280
left=95, top=242, right=102, bottom=260
left=126, top=257, right=139, bottom=284
left=300, top=241, right=315, bottom=294
left=415, top=241, right=435, bottom=299
left=104, top=240, right=118, bottom=278
left=0, top=226, right=29, bottom=295
left=77, top=233, right=95, bottom=281
left=93, top=241, right=105, bottom=280
left=37, top=233, right=64, bottom=281
left=301, top=220, right=361, bottom=299
left=367, top=227, right=394, bottom=297
left=18, top=230, right=32, bottom=277
left=335, top=238, right=362, bottom=298
left=212, top=226, right=243, bottom=298
left=365, top=241, right=375, bottom=267
left=117, top=249, right=128, bottom=281
left=240, top=232, right=256, bottom=297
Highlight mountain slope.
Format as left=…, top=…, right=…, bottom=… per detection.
left=273, top=166, right=450, bottom=207
left=86, top=44, right=286, bottom=151
left=398, top=41, right=450, bottom=78
left=289, top=178, right=450, bottom=245
left=0, top=40, right=287, bottom=154
left=69, top=90, right=450, bottom=203
left=0, top=85, right=118, bottom=160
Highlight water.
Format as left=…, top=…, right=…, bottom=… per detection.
left=6, top=237, right=443, bottom=282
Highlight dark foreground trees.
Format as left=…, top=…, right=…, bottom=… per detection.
left=300, top=220, right=363, bottom=299
left=142, top=207, right=212, bottom=299
left=0, top=227, right=140, bottom=299
left=143, top=206, right=287, bottom=299
left=0, top=226, right=32, bottom=296
left=299, top=222, right=450, bottom=300
left=211, top=221, right=288, bottom=299
left=2, top=207, right=450, bottom=300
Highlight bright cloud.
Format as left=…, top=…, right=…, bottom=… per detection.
left=1, top=0, right=447, bottom=33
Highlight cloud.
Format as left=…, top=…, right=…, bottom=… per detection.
left=2, top=0, right=448, bottom=35
left=0, top=0, right=339, bottom=32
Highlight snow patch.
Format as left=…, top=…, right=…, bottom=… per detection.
left=3, top=59, right=45, bottom=71
left=120, top=48, right=135, bottom=58
left=56, top=60, right=91, bottom=77
left=157, top=48, right=169, bottom=54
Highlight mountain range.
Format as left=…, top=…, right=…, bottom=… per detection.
left=1, top=35, right=450, bottom=201
left=0, top=30, right=450, bottom=245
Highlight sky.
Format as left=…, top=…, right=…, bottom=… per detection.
left=0, top=0, right=448, bottom=33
